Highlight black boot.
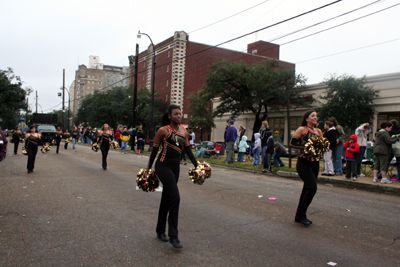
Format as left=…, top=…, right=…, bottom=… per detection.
left=170, top=238, right=182, bottom=249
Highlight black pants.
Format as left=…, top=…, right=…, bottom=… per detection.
left=263, top=153, right=272, bottom=170
left=14, top=139, right=19, bottom=154
left=296, top=157, right=319, bottom=219
left=27, top=145, right=38, bottom=171
left=345, top=160, right=357, bottom=178
left=64, top=142, right=68, bottom=149
left=155, top=161, right=180, bottom=238
left=56, top=139, right=61, bottom=154
left=100, top=143, right=109, bottom=168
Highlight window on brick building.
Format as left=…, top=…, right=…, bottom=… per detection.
left=166, top=80, right=169, bottom=87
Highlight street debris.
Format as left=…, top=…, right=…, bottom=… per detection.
left=346, top=209, right=351, bottom=213
left=268, top=198, right=277, bottom=201
left=258, top=195, right=263, bottom=198
left=327, top=262, right=337, bottom=266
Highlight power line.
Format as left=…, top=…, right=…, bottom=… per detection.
left=296, top=37, right=400, bottom=64
left=189, top=0, right=271, bottom=34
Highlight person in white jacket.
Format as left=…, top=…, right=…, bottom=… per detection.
left=252, top=133, right=261, bottom=167
left=355, top=123, right=371, bottom=176
left=238, top=135, right=249, bottom=162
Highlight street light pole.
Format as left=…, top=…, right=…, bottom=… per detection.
left=137, top=30, right=156, bottom=152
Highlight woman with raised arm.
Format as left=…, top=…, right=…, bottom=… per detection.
left=25, top=126, right=44, bottom=174
left=12, top=126, right=22, bottom=155
left=290, top=110, right=323, bottom=226
left=97, top=123, right=113, bottom=170
left=147, top=104, right=198, bottom=249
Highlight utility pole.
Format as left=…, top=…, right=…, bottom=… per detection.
left=286, top=84, right=292, bottom=168
left=26, top=97, right=29, bottom=122
left=62, top=69, right=65, bottom=132
left=133, top=43, right=139, bottom=129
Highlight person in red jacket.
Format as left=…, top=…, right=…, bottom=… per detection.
left=343, top=134, right=360, bottom=181
left=115, top=128, right=121, bottom=148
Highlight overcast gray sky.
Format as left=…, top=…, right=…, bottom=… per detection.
left=1, top=0, right=399, bottom=113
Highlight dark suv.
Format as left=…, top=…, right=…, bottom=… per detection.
left=36, top=124, right=57, bottom=144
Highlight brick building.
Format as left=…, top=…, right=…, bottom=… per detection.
left=131, top=30, right=295, bottom=123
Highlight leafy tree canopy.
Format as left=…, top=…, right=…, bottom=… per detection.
left=200, top=59, right=312, bottom=138
left=188, top=93, right=216, bottom=141
left=74, top=86, right=165, bottom=135
left=317, top=74, right=379, bottom=132
left=0, top=68, right=32, bottom=129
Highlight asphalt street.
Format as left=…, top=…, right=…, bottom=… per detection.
left=1, top=143, right=399, bottom=266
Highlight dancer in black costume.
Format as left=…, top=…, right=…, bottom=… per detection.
left=147, top=104, right=198, bottom=249
left=63, top=129, right=70, bottom=149
left=25, top=126, right=44, bottom=174
left=290, top=110, right=323, bottom=226
left=12, top=126, right=22, bottom=155
left=98, top=123, right=113, bottom=170
left=55, top=127, right=63, bottom=154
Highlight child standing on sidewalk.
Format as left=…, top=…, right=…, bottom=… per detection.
left=343, top=135, right=360, bottom=181
left=238, top=135, right=249, bottom=162
left=253, top=133, right=261, bottom=167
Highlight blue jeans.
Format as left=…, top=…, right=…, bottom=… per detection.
left=121, top=141, right=128, bottom=153
left=356, top=146, right=366, bottom=175
left=332, top=145, right=343, bottom=174
left=86, top=136, right=91, bottom=144
left=81, top=135, right=85, bottom=143
left=253, top=149, right=260, bottom=166
left=261, top=146, right=267, bottom=164
left=273, top=152, right=285, bottom=167
left=238, top=152, right=244, bottom=162
left=73, top=138, right=76, bottom=149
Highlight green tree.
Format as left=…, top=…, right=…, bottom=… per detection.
left=0, top=68, right=32, bottom=129
left=188, top=93, right=216, bottom=141
left=200, top=59, right=312, bottom=139
left=317, top=74, right=379, bottom=132
left=74, top=86, right=165, bottom=135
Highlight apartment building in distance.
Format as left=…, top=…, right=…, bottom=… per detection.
left=71, top=56, right=130, bottom=116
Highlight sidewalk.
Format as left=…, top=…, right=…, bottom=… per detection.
left=277, top=171, right=400, bottom=196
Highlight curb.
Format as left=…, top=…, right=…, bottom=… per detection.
left=277, top=171, right=400, bottom=196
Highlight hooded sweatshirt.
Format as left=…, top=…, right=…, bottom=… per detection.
left=343, top=134, right=360, bottom=161
left=239, top=135, right=249, bottom=152
left=115, top=129, right=121, bottom=140
left=253, top=133, right=261, bottom=150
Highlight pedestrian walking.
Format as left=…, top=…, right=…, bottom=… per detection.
left=322, top=120, right=336, bottom=176
left=63, top=129, right=70, bottom=149
left=120, top=127, right=130, bottom=154
left=12, top=126, right=22, bottom=155
left=97, top=124, right=113, bottom=170
left=373, top=121, right=400, bottom=184
left=71, top=127, right=79, bottom=149
left=55, top=127, right=63, bottom=154
left=25, top=126, right=44, bottom=174
left=136, top=127, right=145, bottom=154
left=355, top=123, right=371, bottom=177
left=146, top=104, right=198, bottom=249
left=225, top=120, right=237, bottom=164
left=290, top=110, right=323, bottom=226
left=343, top=135, right=360, bottom=181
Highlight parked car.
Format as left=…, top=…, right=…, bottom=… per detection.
left=282, top=145, right=300, bottom=158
